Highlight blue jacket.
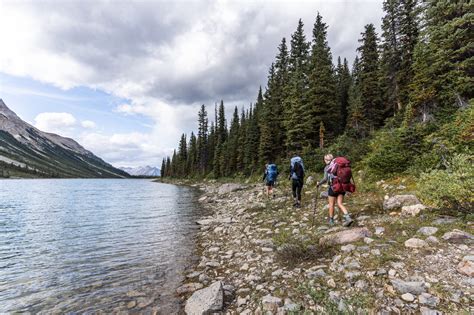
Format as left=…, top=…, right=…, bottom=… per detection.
left=289, top=156, right=305, bottom=180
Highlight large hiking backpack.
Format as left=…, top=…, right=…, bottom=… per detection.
left=294, top=161, right=305, bottom=180
left=267, top=164, right=278, bottom=182
left=328, top=157, right=356, bottom=193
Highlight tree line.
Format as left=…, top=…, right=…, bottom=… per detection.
left=161, top=0, right=471, bottom=178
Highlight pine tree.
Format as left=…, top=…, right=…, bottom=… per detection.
left=335, top=57, right=351, bottom=132
left=259, top=64, right=277, bottom=164
left=178, top=134, right=187, bottom=176
left=227, top=106, right=240, bottom=174
left=165, top=157, right=171, bottom=177
left=358, top=24, right=383, bottom=131
left=305, top=12, right=338, bottom=147
left=187, top=132, right=197, bottom=176
left=236, top=107, right=247, bottom=171
left=273, top=37, right=290, bottom=157
left=347, top=56, right=367, bottom=135
left=285, top=19, right=310, bottom=151
left=197, top=104, right=209, bottom=175
left=160, top=158, right=166, bottom=177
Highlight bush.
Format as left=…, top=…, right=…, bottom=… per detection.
left=418, top=153, right=474, bottom=212
left=327, top=133, right=369, bottom=164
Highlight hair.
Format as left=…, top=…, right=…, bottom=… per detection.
left=324, top=154, right=334, bottom=162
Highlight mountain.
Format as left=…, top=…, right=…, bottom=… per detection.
left=120, top=165, right=161, bottom=177
left=0, top=99, right=129, bottom=178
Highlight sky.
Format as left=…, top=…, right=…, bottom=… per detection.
left=0, top=0, right=384, bottom=168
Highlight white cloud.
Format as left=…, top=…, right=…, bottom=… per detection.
left=34, top=112, right=77, bottom=134
left=81, top=120, right=96, bottom=129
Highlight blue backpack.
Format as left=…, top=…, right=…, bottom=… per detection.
left=266, top=164, right=278, bottom=182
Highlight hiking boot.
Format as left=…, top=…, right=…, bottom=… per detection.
left=296, top=202, right=301, bottom=208
left=342, top=214, right=354, bottom=227
left=328, top=217, right=335, bottom=225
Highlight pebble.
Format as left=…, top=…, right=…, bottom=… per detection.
left=401, top=293, right=415, bottom=302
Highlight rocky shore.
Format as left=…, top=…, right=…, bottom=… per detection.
left=177, top=180, right=473, bottom=314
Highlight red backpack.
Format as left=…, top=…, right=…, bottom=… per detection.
left=328, top=157, right=356, bottom=193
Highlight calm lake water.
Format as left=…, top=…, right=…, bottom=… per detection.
left=0, top=179, right=202, bottom=314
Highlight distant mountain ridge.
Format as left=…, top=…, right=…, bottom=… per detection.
left=0, top=99, right=129, bottom=178
left=120, top=165, right=160, bottom=177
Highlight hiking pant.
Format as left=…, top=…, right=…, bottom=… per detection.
left=292, top=179, right=303, bottom=201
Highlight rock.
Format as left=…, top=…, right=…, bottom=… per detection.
left=237, top=296, right=247, bottom=307
left=341, top=244, right=356, bottom=252
left=136, top=297, right=154, bottom=308
left=217, top=183, right=245, bottom=195
left=457, top=256, right=474, bottom=276
left=441, top=229, right=473, bottom=243
left=127, top=301, right=136, bottom=309
left=404, top=238, right=428, bottom=248
left=418, top=293, right=439, bottom=307
left=401, top=293, right=415, bottom=302
left=383, top=195, right=420, bottom=211
left=272, top=269, right=283, bottom=277
left=327, top=278, right=336, bottom=288
left=401, top=204, right=427, bottom=216
left=432, top=216, right=457, bottom=225
left=417, top=227, right=438, bottom=236
left=426, top=236, right=439, bottom=244
left=240, top=263, right=249, bottom=271
left=126, top=290, right=146, bottom=298
left=375, top=227, right=385, bottom=236
left=261, top=295, right=283, bottom=312
left=306, top=176, right=315, bottom=185
left=307, top=269, right=326, bottom=278
left=391, top=278, right=427, bottom=295
left=364, top=237, right=374, bottom=244
left=420, top=307, right=443, bottom=315
left=206, top=261, right=221, bottom=268
left=184, top=281, right=224, bottom=315
left=355, top=280, right=368, bottom=290
left=196, top=219, right=214, bottom=225
left=177, top=283, right=204, bottom=295
left=319, top=227, right=372, bottom=246
left=198, top=196, right=208, bottom=202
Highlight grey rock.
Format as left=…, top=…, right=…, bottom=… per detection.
left=307, top=269, right=327, bottom=278
left=391, top=278, right=427, bottom=295
left=319, top=227, right=372, bottom=246
left=432, top=216, right=458, bottom=225
left=177, top=283, right=204, bottom=295
left=457, top=257, right=474, bottom=276
left=217, top=183, right=245, bottom=195
left=418, top=293, right=439, bottom=307
left=401, top=204, right=427, bottom=216
left=341, top=244, right=356, bottom=252
left=383, top=195, right=420, bottom=211
left=442, top=229, right=473, bottom=243
left=355, top=280, right=368, bottom=290
left=417, top=227, right=438, bottom=236
left=425, top=236, right=439, bottom=244
left=420, top=307, right=443, bottom=315
left=401, top=292, right=415, bottom=302
left=375, top=227, right=385, bottom=236
left=185, top=281, right=224, bottom=315
left=404, top=238, right=428, bottom=248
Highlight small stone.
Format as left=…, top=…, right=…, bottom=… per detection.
left=404, top=238, right=428, bottom=248
left=425, top=236, right=439, bottom=244
left=420, top=307, right=443, bottom=315
left=364, top=237, right=374, bottom=244
left=375, top=227, right=385, bottom=236
left=307, top=269, right=326, bottom=278
left=341, top=244, right=356, bottom=252
left=355, top=280, right=368, bottom=290
left=401, top=204, right=427, bottom=216
left=442, top=229, right=473, bottom=243
left=417, top=227, right=438, bottom=236
left=418, top=293, right=439, bottom=307
left=327, top=278, right=336, bottom=288
left=206, top=261, right=220, bottom=268
left=391, top=278, right=427, bottom=295
left=176, top=283, right=203, bottom=295
left=261, top=295, right=283, bottom=312
left=457, top=256, right=474, bottom=276
left=136, top=297, right=154, bottom=308
left=237, top=297, right=247, bottom=307
left=272, top=269, right=283, bottom=277
left=389, top=269, right=397, bottom=277
left=401, top=293, right=415, bottom=302
left=127, top=301, right=136, bottom=309
left=240, top=263, right=249, bottom=271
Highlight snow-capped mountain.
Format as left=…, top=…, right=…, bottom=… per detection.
left=120, top=165, right=161, bottom=177
left=0, top=99, right=129, bottom=178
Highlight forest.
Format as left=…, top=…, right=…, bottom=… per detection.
left=161, top=0, right=472, bottom=211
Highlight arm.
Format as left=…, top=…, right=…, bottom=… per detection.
left=317, top=166, right=329, bottom=186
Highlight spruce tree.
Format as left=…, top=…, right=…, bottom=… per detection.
left=259, top=64, right=277, bottom=164
left=228, top=106, right=240, bottom=174
left=197, top=104, right=209, bottom=175
left=160, top=158, right=166, bottom=177
left=187, top=132, right=197, bottom=176
left=305, top=12, right=338, bottom=147
left=335, top=57, right=351, bottom=132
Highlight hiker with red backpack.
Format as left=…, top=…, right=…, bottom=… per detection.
left=317, top=154, right=355, bottom=226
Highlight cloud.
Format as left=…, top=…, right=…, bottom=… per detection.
left=81, top=120, right=96, bottom=129
left=0, top=0, right=384, bottom=166
left=34, top=112, right=77, bottom=134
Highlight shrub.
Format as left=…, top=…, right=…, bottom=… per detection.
left=418, top=153, right=474, bottom=212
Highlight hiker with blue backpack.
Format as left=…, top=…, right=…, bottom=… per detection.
left=263, top=163, right=279, bottom=199
left=317, top=154, right=355, bottom=226
left=289, top=152, right=305, bottom=208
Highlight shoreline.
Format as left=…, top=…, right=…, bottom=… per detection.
left=171, top=178, right=473, bottom=314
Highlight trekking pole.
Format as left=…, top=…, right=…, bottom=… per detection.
left=311, top=185, right=319, bottom=228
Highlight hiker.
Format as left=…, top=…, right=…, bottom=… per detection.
left=263, top=163, right=278, bottom=198
left=317, top=154, right=354, bottom=226
left=289, top=152, right=305, bottom=208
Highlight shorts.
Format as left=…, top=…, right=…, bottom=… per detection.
left=266, top=180, right=275, bottom=187
left=328, top=186, right=345, bottom=197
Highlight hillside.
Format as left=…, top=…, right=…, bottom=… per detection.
left=0, top=99, right=129, bottom=178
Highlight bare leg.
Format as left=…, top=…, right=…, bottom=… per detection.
left=328, top=196, right=336, bottom=218
left=337, top=195, right=348, bottom=214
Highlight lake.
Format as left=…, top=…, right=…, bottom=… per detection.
left=0, top=179, right=202, bottom=314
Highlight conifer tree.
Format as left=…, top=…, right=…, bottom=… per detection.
left=227, top=106, right=240, bottom=174
left=236, top=107, right=247, bottom=171
left=165, top=157, right=171, bottom=177
left=273, top=37, right=290, bottom=156
left=259, top=64, right=278, bottom=164
left=160, top=158, right=166, bottom=177
left=285, top=19, right=310, bottom=150
left=336, top=57, right=352, bottom=132
left=187, top=132, right=197, bottom=176
left=197, top=104, right=209, bottom=175
left=305, top=13, right=338, bottom=147
left=178, top=134, right=187, bottom=176
left=347, top=56, right=367, bottom=135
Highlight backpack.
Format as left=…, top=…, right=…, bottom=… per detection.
left=294, top=161, right=305, bottom=180
left=328, top=157, right=356, bottom=193
left=266, top=164, right=278, bottom=182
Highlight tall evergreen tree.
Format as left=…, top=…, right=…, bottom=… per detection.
left=197, top=104, right=209, bottom=175
left=259, top=64, right=278, bottom=164
left=178, top=134, right=187, bottom=176
left=187, top=132, right=197, bottom=176
left=160, top=158, right=166, bottom=177
left=336, top=57, right=351, bottom=132
left=227, top=106, right=240, bottom=174
left=304, top=12, right=338, bottom=147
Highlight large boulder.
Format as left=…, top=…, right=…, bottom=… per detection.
left=184, top=281, right=224, bottom=315
left=319, top=227, right=372, bottom=246
left=217, top=183, right=245, bottom=195
left=383, top=195, right=420, bottom=211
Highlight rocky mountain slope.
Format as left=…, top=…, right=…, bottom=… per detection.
left=167, top=180, right=473, bottom=315
left=120, top=165, right=160, bottom=177
left=0, top=99, right=128, bottom=178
